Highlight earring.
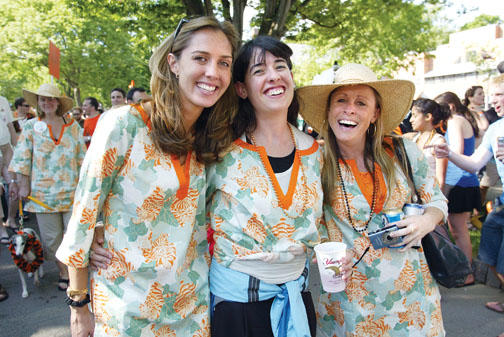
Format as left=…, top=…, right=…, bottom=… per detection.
left=367, top=123, right=376, bottom=136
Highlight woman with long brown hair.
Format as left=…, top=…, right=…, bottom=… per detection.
left=462, top=85, right=489, bottom=146
left=435, top=91, right=480, bottom=286
left=55, top=17, right=238, bottom=337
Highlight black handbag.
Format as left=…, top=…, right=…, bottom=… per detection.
left=394, top=138, right=472, bottom=288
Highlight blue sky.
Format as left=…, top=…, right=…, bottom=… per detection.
left=443, top=0, right=504, bottom=29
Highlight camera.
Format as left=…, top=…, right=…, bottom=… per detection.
left=368, top=225, right=404, bottom=250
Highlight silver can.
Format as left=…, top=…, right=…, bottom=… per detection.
left=381, top=208, right=403, bottom=226
left=403, top=203, right=424, bottom=249
left=403, top=203, right=424, bottom=216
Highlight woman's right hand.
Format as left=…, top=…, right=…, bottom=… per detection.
left=8, top=182, right=18, bottom=200
left=428, top=143, right=450, bottom=159
left=17, top=174, right=31, bottom=199
left=70, top=307, right=94, bottom=337
left=17, top=184, right=30, bottom=199
left=89, top=226, right=113, bottom=270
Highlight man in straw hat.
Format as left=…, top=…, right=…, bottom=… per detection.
left=9, top=83, right=86, bottom=292
left=297, top=63, right=447, bottom=336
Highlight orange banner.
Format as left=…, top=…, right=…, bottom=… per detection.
left=49, top=41, right=60, bottom=79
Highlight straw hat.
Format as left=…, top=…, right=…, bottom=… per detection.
left=23, top=83, right=73, bottom=114
left=297, top=63, right=415, bottom=134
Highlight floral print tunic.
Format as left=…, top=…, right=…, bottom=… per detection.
left=317, top=138, right=448, bottom=337
left=9, top=118, right=86, bottom=212
left=56, top=105, right=210, bottom=337
left=207, top=126, right=323, bottom=268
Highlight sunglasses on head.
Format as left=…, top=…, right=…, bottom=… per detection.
left=170, top=18, right=190, bottom=53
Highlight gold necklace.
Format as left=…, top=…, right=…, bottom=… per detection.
left=335, top=158, right=377, bottom=233
left=417, top=130, right=435, bottom=149
left=249, top=124, right=306, bottom=219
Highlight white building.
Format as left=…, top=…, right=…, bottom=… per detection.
left=395, top=24, right=504, bottom=101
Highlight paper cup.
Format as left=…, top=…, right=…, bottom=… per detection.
left=314, top=242, right=347, bottom=293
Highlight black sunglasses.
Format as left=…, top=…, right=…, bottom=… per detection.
left=21, top=104, right=30, bottom=108
left=170, top=18, right=190, bottom=53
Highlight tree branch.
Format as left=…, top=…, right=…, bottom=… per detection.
left=221, top=0, right=231, bottom=21
left=296, top=10, right=340, bottom=28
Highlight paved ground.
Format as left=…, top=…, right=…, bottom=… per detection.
left=1, top=220, right=503, bottom=336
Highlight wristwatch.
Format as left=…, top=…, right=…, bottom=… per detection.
left=65, top=293, right=90, bottom=307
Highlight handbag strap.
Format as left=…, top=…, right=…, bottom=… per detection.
left=392, top=137, right=422, bottom=205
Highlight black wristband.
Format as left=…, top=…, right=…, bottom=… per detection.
left=65, top=293, right=90, bottom=307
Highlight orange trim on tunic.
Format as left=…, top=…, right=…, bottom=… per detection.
left=235, top=138, right=319, bottom=210
left=40, top=117, right=75, bottom=145
left=345, top=160, right=387, bottom=214
left=135, top=104, right=152, bottom=130
left=393, top=125, right=403, bottom=135
left=136, top=104, right=191, bottom=199
left=171, top=153, right=192, bottom=199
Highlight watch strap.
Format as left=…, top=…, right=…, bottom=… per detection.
left=65, top=293, right=90, bottom=307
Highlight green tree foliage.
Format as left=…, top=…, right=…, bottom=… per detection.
left=0, top=0, right=153, bottom=106
left=0, top=0, right=444, bottom=104
left=460, top=14, right=502, bottom=31
left=285, top=0, right=442, bottom=78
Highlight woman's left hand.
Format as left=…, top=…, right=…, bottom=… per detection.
left=339, top=253, right=353, bottom=282
left=312, top=249, right=353, bottom=282
left=389, top=214, right=436, bottom=252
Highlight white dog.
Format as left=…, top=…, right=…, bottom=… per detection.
left=9, top=228, right=44, bottom=298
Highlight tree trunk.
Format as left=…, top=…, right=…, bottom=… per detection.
left=232, top=0, right=247, bottom=42
left=74, top=87, right=81, bottom=107
left=222, top=0, right=231, bottom=21
left=272, top=0, right=292, bottom=38
left=203, top=0, right=213, bottom=15
left=182, top=0, right=205, bottom=16
left=258, top=0, right=276, bottom=36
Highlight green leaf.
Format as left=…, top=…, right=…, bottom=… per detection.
left=383, top=290, right=402, bottom=310
left=125, top=317, right=150, bottom=337
left=124, top=221, right=148, bottom=241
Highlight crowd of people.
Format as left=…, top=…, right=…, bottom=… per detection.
left=0, top=15, right=503, bottom=337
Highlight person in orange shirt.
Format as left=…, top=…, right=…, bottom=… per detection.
left=81, top=97, right=100, bottom=148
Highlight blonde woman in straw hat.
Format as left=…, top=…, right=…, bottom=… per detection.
left=297, top=63, right=448, bottom=336
left=8, top=83, right=86, bottom=292
left=55, top=16, right=238, bottom=337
